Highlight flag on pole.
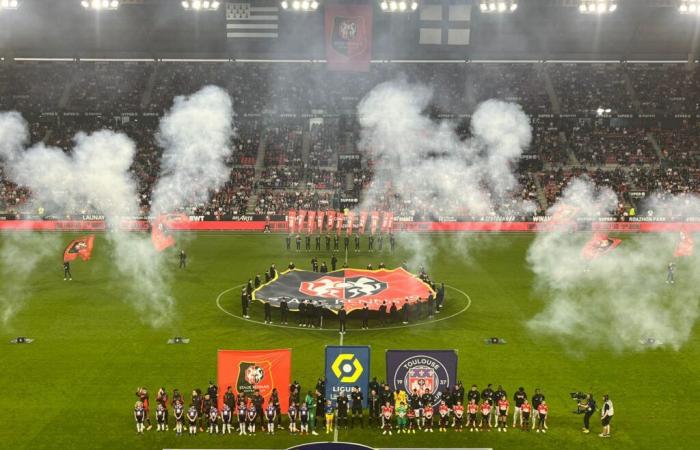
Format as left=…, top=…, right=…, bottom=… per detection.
left=317, top=211, right=325, bottom=233
left=298, top=210, right=307, bottom=234
left=326, top=210, right=336, bottom=231
left=382, top=211, right=394, bottom=233
left=226, top=1, right=279, bottom=40
left=335, top=213, right=344, bottom=235
left=358, top=211, right=368, bottom=235
left=63, top=235, right=95, bottom=262
left=370, top=211, right=380, bottom=235
left=308, top=210, right=317, bottom=234
left=418, top=1, right=470, bottom=46
left=151, top=214, right=176, bottom=252
left=346, top=211, right=355, bottom=236
left=288, top=209, right=297, bottom=234
left=582, top=233, right=621, bottom=260
left=674, top=231, right=694, bottom=257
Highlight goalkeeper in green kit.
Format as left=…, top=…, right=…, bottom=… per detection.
left=397, top=401, right=408, bottom=433
left=305, top=391, right=319, bottom=435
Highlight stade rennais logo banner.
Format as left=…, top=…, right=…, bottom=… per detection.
left=386, top=350, right=458, bottom=407
left=325, top=4, right=373, bottom=72
left=325, top=346, right=370, bottom=405
left=253, top=268, right=435, bottom=313
left=217, top=349, right=291, bottom=412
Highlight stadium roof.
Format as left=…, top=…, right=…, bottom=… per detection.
left=0, top=0, right=698, bottom=61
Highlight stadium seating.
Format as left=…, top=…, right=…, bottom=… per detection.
left=1, top=61, right=700, bottom=217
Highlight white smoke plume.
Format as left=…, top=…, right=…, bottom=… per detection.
left=0, top=232, right=61, bottom=326
left=0, top=86, right=233, bottom=327
left=151, top=85, right=234, bottom=214
left=0, top=112, right=173, bottom=326
left=527, top=178, right=700, bottom=351
left=357, top=80, right=533, bottom=267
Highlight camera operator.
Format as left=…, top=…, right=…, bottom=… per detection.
left=578, top=393, right=596, bottom=434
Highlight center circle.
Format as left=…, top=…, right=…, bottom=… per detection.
left=216, top=283, right=471, bottom=332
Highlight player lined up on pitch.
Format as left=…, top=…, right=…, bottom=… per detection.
left=286, top=233, right=396, bottom=253
left=133, top=381, right=617, bottom=438
left=239, top=261, right=446, bottom=330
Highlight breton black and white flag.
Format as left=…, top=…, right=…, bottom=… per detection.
left=226, top=1, right=279, bottom=39
left=418, top=1, right=471, bottom=46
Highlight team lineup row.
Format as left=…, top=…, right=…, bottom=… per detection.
left=132, top=383, right=612, bottom=438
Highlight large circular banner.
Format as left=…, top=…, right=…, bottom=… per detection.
left=253, top=267, right=435, bottom=313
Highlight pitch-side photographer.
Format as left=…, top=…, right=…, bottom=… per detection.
left=578, top=393, right=596, bottom=434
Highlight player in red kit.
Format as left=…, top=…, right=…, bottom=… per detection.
left=520, top=399, right=531, bottom=431
left=480, top=400, right=492, bottom=431
left=407, top=407, right=417, bottom=433
left=536, top=401, right=548, bottom=433
left=381, top=402, right=394, bottom=435
left=438, top=400, right=450, bottom=432
left=453, top=401, right=464, bottom=432
left=497, top=397, right=509, bottom=432
left=423, top=404, right=434, bottom=432
left=467, top=399, right=478, bottom=432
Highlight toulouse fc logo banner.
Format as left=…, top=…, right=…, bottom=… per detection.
left=386, top=350, right=458, bottom=407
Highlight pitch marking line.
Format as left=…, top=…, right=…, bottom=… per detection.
left=216, top=284, right=471, bottom=333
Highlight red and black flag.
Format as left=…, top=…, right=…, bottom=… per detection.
left=582, top=233, right=622, bottom=260
left=253, top=267, right=435, bottom=313
left=674, top=230, right=694, bottom=257
left=63, top=235, right=95, bottom=263
left=151, top=213, right=188, bottom=252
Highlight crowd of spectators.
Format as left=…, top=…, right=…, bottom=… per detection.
left=548, top=64, right=633, bottom=115
left=567, top=122, right=657, bottom=166
left=2, top=61, right=700, bottom=217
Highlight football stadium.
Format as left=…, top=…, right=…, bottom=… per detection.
left=2, top=1, right=700, bottom=449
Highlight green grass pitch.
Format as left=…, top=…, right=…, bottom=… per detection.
left=1, top=232, right=699, bottom=450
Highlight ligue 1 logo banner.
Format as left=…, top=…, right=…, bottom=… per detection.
left=325, top=346, right=370, bottom=405
left=217, top=349, right=292, bottom=412
left=386, top=350, right=458, bottom=407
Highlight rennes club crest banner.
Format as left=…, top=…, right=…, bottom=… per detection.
left=253, top=267, right=435, bottom=313
left=386, top=350, right=458, bottom=407
left=325, top=346, right=370, bottom=405
left=217, top=349, right=292, bottom=412
left=325, top=3, right=373, bottom=72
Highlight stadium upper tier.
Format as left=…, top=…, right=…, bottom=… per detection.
left=0, top=61, right=698, bottom=217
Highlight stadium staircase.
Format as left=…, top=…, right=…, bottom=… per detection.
left=58, top=78, right=74, bottom=110
left=621, top=68, right=664, bottom=162
left=531, top=174, right=549, bottom=211
left=301, top=128, right=311, bottom=166
left=140, top=64, right=158, bottom=110
left=560, top=131, right=580, bottom=166
left=245, top=132, right=268, bottom=213
left=542, top=65, right=561, bottom=115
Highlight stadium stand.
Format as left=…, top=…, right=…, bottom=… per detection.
left=2, top=61, right=700, bottom=217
